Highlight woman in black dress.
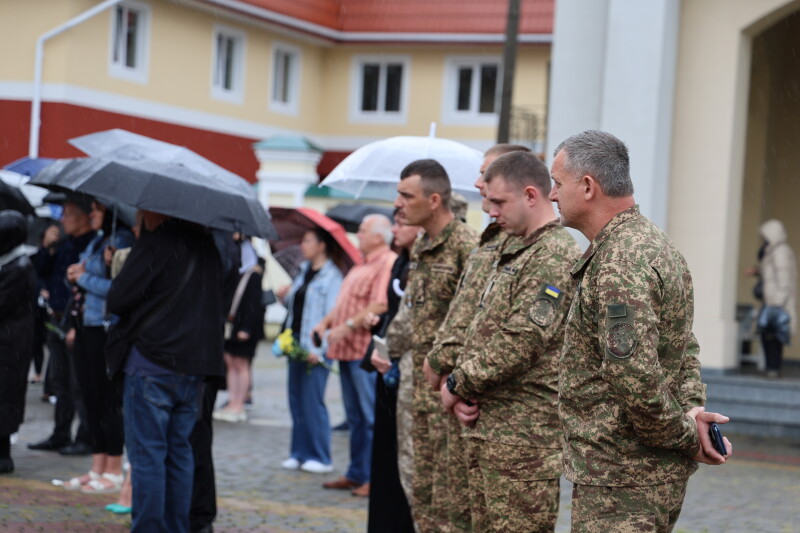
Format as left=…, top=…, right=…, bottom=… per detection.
left=362, top=215, right=421, bottom=532
left=214, top=237, right=265, bottom=423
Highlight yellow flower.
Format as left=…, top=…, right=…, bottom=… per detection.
left=277, top=329, right=295, bottom=353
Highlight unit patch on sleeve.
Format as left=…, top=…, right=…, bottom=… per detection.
left=605, top=303, right=637, bottom=359
left=529, top=284, right=563, bottom=327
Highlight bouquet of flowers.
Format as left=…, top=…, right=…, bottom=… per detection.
left=272, top=328, right=336, bottom=374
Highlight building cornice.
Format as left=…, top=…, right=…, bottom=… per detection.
left=194, top=0, right=553, bottom=45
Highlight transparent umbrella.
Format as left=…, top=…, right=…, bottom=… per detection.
left=319, top=125, right=483, bottom=201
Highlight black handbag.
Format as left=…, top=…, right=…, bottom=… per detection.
left=105, top=255, right=197, bottom=379
left=261, top=289, right=277, bottom=307
left=753, top=278, right=764, bottom=301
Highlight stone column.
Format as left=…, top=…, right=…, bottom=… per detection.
left=546, top=0, right=681, bottom=230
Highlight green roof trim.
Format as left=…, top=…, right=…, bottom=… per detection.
left=304, top=184, right=355, bottom=198
left=253, top=134, right=323, bottom=152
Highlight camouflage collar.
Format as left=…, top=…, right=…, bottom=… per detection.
left=500, top=219, right=562, bottom=258
left=479, top=222, right=503, bottom=246
left=416, top=217, right=459, bottom=254
left=570, top=205, right=641, bottom=278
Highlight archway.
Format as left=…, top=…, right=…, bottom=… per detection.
left=737, top=8, right=800, bottom=366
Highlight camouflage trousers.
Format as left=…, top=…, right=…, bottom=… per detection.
left=411, top=407, right=449, bottom=532
left=571, top=480, right=689, bottom=533
left=466, top=439, right=560, bottom=533
left=396, top=350, right=415, bottom=505
left=444, top=416, right=471, bottom=532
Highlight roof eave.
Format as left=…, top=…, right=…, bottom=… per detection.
left=199, top=0, right=552, bottom=44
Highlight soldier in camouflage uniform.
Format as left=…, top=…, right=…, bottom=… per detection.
left=424, top=144, right=531, bottom=532
left=395, top=159, right=478, bottom=532
left=440, top=152, right=580, bottom=532
left=549, top=130, right=732, bottom=533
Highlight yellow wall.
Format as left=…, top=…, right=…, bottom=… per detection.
left=0, top=1, right=83, bottom=80
left=316, top=44, right=550, bottom=141
left=2, top=0, right=324, bottom=131
left=2, top=0, right=550, bottom=145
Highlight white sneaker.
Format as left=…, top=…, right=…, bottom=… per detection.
left=281, top=457, right=301, bottom=470
left=212, top=409, right=247, bottom=423
left=300, top=460, right=334, bottom=474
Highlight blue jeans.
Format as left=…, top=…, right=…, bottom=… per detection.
left=124, top=373, right=203, bottom=533
left=287, top=359, right=332, bottom=464
left=338, top=360, right=377, bottom=484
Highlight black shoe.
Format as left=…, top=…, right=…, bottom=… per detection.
left=27, top=437, right=70, bottom=451
left=58, top=441, right=93, bottom=456
left=332, top=420, right=349, bottom=431
left=191, top=525, right=213, bottom=533
left=0, top=457, right=13, bottom=474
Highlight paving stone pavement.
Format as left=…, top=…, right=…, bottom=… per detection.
left=2, top=342, right=799, bottom=532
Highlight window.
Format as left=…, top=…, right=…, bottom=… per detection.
left=270, top=43, right=301, bottom=115
left=108, top=1, right=150, bottom=83
left=350, top=56, right=409, bottom=123
left=212, top=26, right=246, bottom=103
left=443, top=57, right=502, bottom=125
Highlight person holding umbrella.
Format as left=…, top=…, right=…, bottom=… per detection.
left=276, top=227, right=344, bottom=473
left=61, top=200, right=134, bottom=493
left=107, top=211, right=226, bottom=533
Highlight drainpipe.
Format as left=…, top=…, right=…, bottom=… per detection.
left=29, top=0, right=124, bottom=158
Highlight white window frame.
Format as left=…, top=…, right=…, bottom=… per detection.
left=269, top=41, right=301, bottom=116
left=349, top=55, right=410, bottom=124
left=108, top=0, right=151, bottom=84
left=211, top=25, right=247, bottom=104
left=441, top=56, right=502, bottom=126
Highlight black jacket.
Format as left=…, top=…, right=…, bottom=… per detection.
left=34, top=230, right=96, bottom=313
left=0, top=212, right=36, bottom=434
left=106, top=219, right=225, bottom=378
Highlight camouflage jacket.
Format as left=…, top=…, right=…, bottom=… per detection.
left=560, top=205, right=706, bottom=487
left=452, top=220, right=580, bottom=458
left=427, top=223, right=510, bottom=375
left=406, top=218, right=478, bottom=413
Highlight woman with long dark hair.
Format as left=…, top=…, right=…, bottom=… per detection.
left=62, top=200, right=134, bottom=492
left=278, top=227, right=343, bottom=473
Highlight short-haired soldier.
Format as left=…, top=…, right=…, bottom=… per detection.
left=550, top=130, right=732, bottom=533
left=440, top=151, right=581, bottom=532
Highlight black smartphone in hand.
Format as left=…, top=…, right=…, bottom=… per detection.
left=312, top=331, right=322, bottom=348
left=708, top=422, right=727, bottom=456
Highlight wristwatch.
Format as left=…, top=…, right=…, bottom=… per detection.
left=346, top=318, right=356, bottom=329
left=446, top=373, right=458, bottom=396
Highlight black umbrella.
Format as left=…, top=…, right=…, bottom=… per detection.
left=31, top=158, right=276, bottom=239
left=325, top=203, right=395, bottom=233
left=0, top=180, right=34, bottom=215
left=40, top=190, right=137, bottom=230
